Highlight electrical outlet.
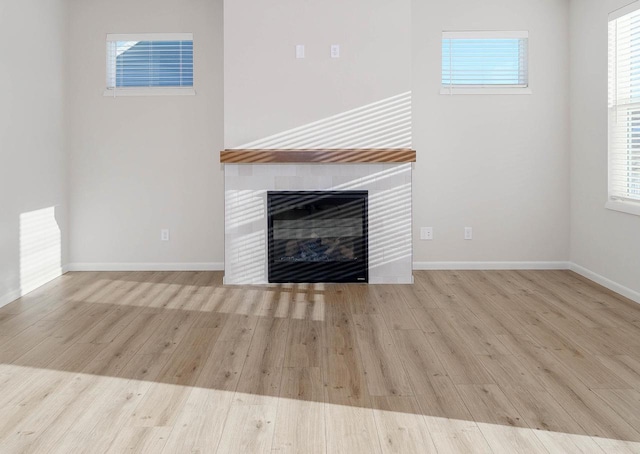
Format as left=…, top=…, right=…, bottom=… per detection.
left=161, top=229, right=170, bottom=241
left=464, top=227, right=472, bottom=240
left=420, top=227, right=433, bottom=240
left=331, top=44, right=340, bottom=58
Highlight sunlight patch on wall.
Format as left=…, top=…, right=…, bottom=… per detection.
left=237, top=92, right=412, bottom=149
left=19, top=207, right=62, bottom=296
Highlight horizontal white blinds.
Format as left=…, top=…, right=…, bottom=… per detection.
left=609, top=10, right=640, bottom=202
left=442, top=31, right=528, bottom=89
left=106, top=33, right=193, bottom=90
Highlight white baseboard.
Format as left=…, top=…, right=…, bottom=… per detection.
left=66, top=262, right=225, bottom=272
left=9, top=261, right=638, bottom=307
left=412, top=261, right=570, bottom=271
left=569, top=263, right=640, bottom=304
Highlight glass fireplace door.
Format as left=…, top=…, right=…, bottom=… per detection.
left=267, top=191, right=368, bottom=283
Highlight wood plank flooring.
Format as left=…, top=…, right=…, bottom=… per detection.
left=0, top=270, right=640, bottom=453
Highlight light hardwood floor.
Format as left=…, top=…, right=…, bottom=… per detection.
left=0, top=270, right=640, bottom=453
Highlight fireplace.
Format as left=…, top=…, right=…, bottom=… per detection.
left=222, top=152, right=414, bottom=284
left=267, top=191, right=368, bottom=283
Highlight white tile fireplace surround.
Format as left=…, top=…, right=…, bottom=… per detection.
left=224, top=162, right=413, bottom=284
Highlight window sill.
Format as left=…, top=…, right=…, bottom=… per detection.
left=103, top=88, right=196, bottom=97
left=606, top=199, right=640, bottom=217
left=440, top=87, right=532, bottom=95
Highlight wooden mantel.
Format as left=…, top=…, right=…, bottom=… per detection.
left=219, top=148, right=416, bottom=164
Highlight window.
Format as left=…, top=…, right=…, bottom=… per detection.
left=441, top=31, right=529, bottom=95
left=105, top=33, right=194, bottom=96
left=608, top=5, right=640, bottom=215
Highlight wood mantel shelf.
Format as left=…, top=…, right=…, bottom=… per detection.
left=220, top=148, right=416, bottom=164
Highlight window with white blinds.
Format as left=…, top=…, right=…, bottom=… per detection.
left=609, top=6, right=640, bottom=211
left=105, top=33, right=194, bottom=96
left=441, top=31, right=529, bottom=95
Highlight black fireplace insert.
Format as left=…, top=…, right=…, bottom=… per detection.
left=267, top=191, right=368, bottom=283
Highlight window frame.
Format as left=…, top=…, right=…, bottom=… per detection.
left=104, top=33, right=195, bottom=97
left=607, top=5, right=640, bottom=215
left=440, top=30, right=531, bottom=95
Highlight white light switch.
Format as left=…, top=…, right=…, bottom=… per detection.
left=420, top=227, right=433, bottom=240
left=464, top=227, right=472, bottom=240
left=296, top=44, right=305, bottom=59
left=331, top=44, right=340, bottom=58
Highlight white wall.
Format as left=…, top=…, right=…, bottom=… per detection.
left=4, top=0, right=637, bottom=300
left=223, top=0, right=413, bottom=285
left=224, top=0, right=571, bottom=274
left=224, top=0, right=411, bottom=148
left=412, top=0, right=571, bottom=266
left=570, top=0, right=640, bottom=297
left=67, top=0, right=224, bottom=268
left=0, top=0, right=68, bottom=306
left=66, top=0, right=570, bottom=271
